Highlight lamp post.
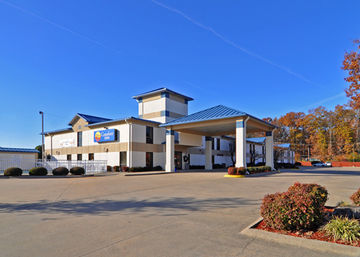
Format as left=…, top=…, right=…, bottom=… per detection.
left=39, top=111, right=44, bottom=162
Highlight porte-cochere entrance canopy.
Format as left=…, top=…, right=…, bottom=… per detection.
left=160, top=105, right=276, bottom=172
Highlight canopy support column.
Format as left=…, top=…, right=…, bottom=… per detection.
left=165, top=129, right=175, bottom=172
left=235, top=119, right=248, bottom=168
left=205, top=136, right=213, bottom=170
left=265, top=131, right=274, bottom=170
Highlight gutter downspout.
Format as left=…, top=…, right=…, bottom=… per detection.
left=125, top=119, right=132, bottom=168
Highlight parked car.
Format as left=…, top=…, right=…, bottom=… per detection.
left=325, top=162, right=332, bottom=167
left=312, top=162, right=326, bottom=167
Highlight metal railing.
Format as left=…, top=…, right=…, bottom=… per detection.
left=0, top=159, right=107, bottom=175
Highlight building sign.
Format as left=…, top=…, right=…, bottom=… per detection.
left=59, top=139, right=75, bottom=148
left=94, top=129, right=117, bottom=143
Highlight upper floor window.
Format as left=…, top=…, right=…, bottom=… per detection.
left=146, top=126, right=153, bottom=144
left=211, top=138, right=215, bottom=150
left=77, top=131, right=82, bottom=147
left=216, top=138, right=221, bottom=151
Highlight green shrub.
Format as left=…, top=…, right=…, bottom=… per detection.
left=113, top=166, right=120, bottom=172
left=4, top=167, right=22, bottom=176
left=324, top=217, right=360, bottom=243
left=70, top=166, right=85, bottom=175
left=350, top=188, right=360, bottom=206
left=52, top=167, right=69, bottom=176
left=236, top=167, right=246, bottom=175
left=153, top=165, right=163, bottom=171
left=29, top=167, right=48, bottom=176
left=121, top=166, right=129, bottom=172
left=260, top=182, right=328, bottom=231
left=107, top=165, right=112, bottom=172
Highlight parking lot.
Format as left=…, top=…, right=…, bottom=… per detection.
left=0, top=167, right=359, bottom=257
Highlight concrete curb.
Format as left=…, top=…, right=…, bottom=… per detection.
left=240, top=218, right=360, bottom=256
left=124, top=172, right=170, bottom=176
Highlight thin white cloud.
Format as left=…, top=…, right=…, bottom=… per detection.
left=301, top=92, right=346, bottom=110
left=0, top=0, right=121, bottom=54
left=151, top=0, right=320, bottom=87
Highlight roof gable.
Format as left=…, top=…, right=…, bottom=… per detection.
left=69, top=113, right=112, bottom=126
left=132, top=88, right=193, bottom=101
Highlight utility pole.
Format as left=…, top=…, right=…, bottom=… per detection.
left=39, top=111, right=44, bottom=162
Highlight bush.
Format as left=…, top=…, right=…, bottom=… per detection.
left=228, top=167, right=236, bottom=175
left=107, top=165, right=112, bottom=172
left=4, top=167, right=22, bottom=176
left=121, top=166, right=129, bottom=172
left=52, top=167, right=69, bottom=176
left=113, top=166, right=120, bottom=172
left=350, top=188, right=360, bottom=206
left=153, top=165, right=163, bottom=171
left=295, top=162, right=301, bottom=166
left=260, top=182, right=328, bottom=231
left=324, top=217, right=360, bottom=243
left=70, top=166, right=85, bottom=175
left=29, top=167, right=48, bottom=176
left=288, top=182, right=328, bottom=206
left=236, top=167, right=246, bottom=175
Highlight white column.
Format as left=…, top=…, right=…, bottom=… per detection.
left=235, top=119, right=247, bottom=168
left=265, top=131, right=274, bottom=170
left=205, top=136, right=213, bottom=170
left=165, top=129, right=175, bottom=172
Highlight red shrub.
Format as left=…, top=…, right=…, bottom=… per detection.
left=228, top=167, right=236, bottom=175
left=287, top=182, right=328, bottom=206
left=350, top=188, right=360, bottom=206
left=121, top=166, right=129, bottom=172
left=260, top=182, right=328, bottom=231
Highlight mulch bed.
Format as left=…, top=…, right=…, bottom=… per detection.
left=255, top=208, right=360, bottom=247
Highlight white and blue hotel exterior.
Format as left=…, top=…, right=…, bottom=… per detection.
left=44, top=88, right=294, bottom=171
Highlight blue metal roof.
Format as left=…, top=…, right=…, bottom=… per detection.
left=43, top=128, right=73, bottom=135
left=276, top=143, right=291, bottom=148
left=86, top=116, right=161, bottom=127
left=247, top=137, right=265, bottom=144
left=132, top=88, right=194, bottom=101
left=0, top=147, right=39, bottom=153
left=160, top=105, right=247, bottom=127
left=77, top=113, right=112, bottom=124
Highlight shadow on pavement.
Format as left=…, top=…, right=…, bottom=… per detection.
left=0, top=197, right=258, bottom=216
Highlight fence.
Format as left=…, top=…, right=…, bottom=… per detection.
left=0, top=160, right=107, bottom=175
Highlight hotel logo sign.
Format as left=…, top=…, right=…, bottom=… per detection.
left=94, top=129, right=117, bottom=143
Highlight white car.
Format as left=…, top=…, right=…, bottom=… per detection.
left=312, top=162, right=326, bottom=167
left=325, top=162, right=332, bottom=167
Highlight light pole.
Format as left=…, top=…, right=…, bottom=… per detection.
left=39, top=111, right=44, bottom=162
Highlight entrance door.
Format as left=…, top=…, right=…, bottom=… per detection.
left=175, top=151, right=182, bottom=170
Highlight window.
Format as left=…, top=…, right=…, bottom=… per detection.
left=77, top=154, right=82, bottom=161
left=146, top=152, right=153, bottom=168
left=146, top=126, right=153, bottom=144
left=88, top=153, right=94, bottom=160
left=216, top=138, right=221, bottom=151
left=67, top=154, right=71, bottom=161
left=211, top=138, right=215, bottom=150
left=120, top=151, right=127, bottom=166
left=77, top=132, right=82, bottom=147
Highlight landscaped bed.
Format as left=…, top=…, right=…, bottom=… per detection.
left=255, top=207, right=360, bottom=247
left=242, top=183, right=360, bottom=255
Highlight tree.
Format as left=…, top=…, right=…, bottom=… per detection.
left=35, top=145, right=42, bottom=159
left=343, top=40, right=360, bottom=109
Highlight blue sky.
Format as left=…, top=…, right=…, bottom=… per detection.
left=1, top=0, right=359, bottom=148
